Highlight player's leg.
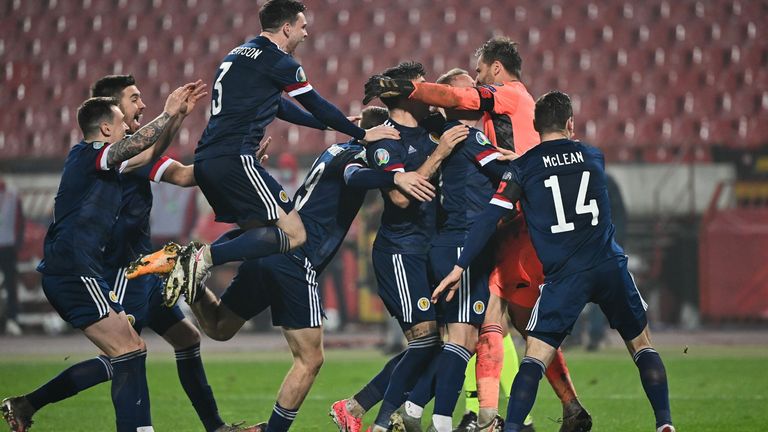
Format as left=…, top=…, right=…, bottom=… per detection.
left=191, top=259, right=271, bottom=341
left=82, top=309, right=152, bottom=432
left=504, top=273, right=591, bottom=432
left=595, top=257, right=673, bottom=431
left=158, top=315, right=229, bottom=432
left=431, top=323, right=478, bottom=432
left=473, top=292, right=508, bottom=430
left=331, top=350, right=406, bottom=432
left=2, top=355, right=113, bottom=430
left=265, top=327, right=324, bottom=432
left=626, top=327, right=674, bottom=432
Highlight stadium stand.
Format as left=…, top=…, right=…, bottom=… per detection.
left=1, top=0, right=766, bottom=161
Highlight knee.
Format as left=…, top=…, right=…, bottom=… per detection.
left=297, top=351, right=324, bottom=376
left=206, top=326, right=236, bottom=342
left=165, top=321, right=202, bottom=349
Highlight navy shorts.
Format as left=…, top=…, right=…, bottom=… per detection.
left=430, top=246, right=491, bottom=325
left=527, top=256, right=648, bottom=348
left=107, top=268, right=185, bottom=335
left=195, top=154, right=294, bottom=225
left=42, top=275, right=125, bottom=329
left=220, top=253, right=324, bottom=329
left=372, top=248, right=436, bottom=328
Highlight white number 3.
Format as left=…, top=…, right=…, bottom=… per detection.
left=544, top=171, right=599, bottom=234
left=211, top=62, right=233, bottom=116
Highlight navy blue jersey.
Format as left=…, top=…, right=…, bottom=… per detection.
left=195, top=36, right=312, bottom=162
left=433, top=122, right=506, bottom=247
left=492, top=139, right=624, bottom=279
left=103, top=157, right=175, bottom=270
left=366, top=119, right=438, bottom=254
left=37, top=141, right=124, bottom=277
left=293, top=141, right=371, bottom=272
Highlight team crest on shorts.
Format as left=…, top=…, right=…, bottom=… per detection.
left=126, top=314, right=135, bottom=326
left=279, top=190, right=290, bottom=203
left=374, top=148, right=390, bottom=166
left=109, top=291, right=118, bottom=302
left=473, top=301, right=486, bottom=314
left=476, top=131, right=492, bottom=146
left=417, top=297, right=431, bottom=311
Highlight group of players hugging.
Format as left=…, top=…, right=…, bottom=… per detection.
left=2, top=1, right=675, bottom=432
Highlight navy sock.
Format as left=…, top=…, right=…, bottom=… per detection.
left=210, top=226, right=290, bottom=265
left=355, top=350, right=407, bottom=411
left=404, top=350, right=441, bottom=407
left=504, top=357, right=545, bottom=432
left=176, top=344, right=224, bottom=432
left=634, top=348, right=672, bottom=427
left=433, top=344, right=473, bottom=417
left=110, top=350, right=151, bottom=432
left=374, top=334, right=442, bottom=427
left=265, top=402, right=298, bottom=432
left=25, top=355, right=113, bottom=410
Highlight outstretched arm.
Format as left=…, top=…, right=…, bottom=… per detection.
left=363, top=76, right=502, bottom=113
left=431, top=180, right=522, bottom=303
left=277, top=97, right=327, bottom=130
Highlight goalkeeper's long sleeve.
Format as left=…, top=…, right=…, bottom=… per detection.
left=409, top=82, right=485, bottom=110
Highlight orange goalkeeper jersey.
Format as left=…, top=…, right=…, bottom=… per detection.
left=409, top=80, right=539, bottom=154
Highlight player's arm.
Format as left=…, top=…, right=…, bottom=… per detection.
left=344, top=163, right=435, bottom=202
left=161, top=161, right=196, bottom=187
left=432, top=174, right=523, bottom=303
left=277, top=97, right=327, bottom=130
left=384, top=124, right=469, bottom=208
left=293, top=90, right=399, bottom=142
left=117, top=81, right=207, bottom=172
left=365, top=76, right=513, bottom=114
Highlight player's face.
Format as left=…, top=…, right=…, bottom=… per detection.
left=105, top=106, right=128, bottom=143
left=285, top=13, right=308, bottom=54
left=474, top=57, right=494, bottom=85
left=119, top=85, right=146, bottom=134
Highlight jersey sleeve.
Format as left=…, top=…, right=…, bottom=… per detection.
left=409, top=83, right=519, bottom=115
left=366, top=140, right=405, bottom=173
left=129, top=156, right=175, bottom=183
left=89, top=142, right=128, bottom=173
left=489, top=165, right=523, bottom=210
left=269, top=55, right=313, bottom=97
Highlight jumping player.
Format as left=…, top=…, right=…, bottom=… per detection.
left=433, top=91, right=675, bottom=432
left=126, top=0, right=400, bottom=302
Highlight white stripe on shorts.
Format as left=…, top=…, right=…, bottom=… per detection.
left=240, top=154, right=280, bottom=220
left=392, top=254, right=412, bottom=323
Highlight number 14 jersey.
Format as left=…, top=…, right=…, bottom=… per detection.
left=493, top=139, right=624, bottom=280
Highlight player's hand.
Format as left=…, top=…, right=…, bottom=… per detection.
left=179, top=80, right=208, bottom=116
left=496, top=147, right=520, bottom=161
left=347, top=115, right=362, bottom=123
left=432, top=265, right=464, bottom=303
left=163, top=83, right=196, bottom=116
left=255, top=136, right=272, bottom=164
left=364, top=124, right=400, bottom=142
left=434, top=124, right=469, bottom=156
left=394, top=172, right=436, bottom=202
left=363, top=75, right=416, bottom=105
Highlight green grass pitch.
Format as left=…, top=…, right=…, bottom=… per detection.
left=1, top=346, right=766, bottom=431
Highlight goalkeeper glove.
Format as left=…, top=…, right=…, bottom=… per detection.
left=363, top=75, right=415, bottom=104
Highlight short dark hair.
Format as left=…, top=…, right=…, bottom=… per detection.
left=77, top=97, right=119, bottom=137
left=259, top=0, right=306, bottom=32
left=359, top=106, right=389, bottom=129
left=91, top=75, right=136, bottom=98
left=533, top=91, right=573, bottom=134
left=379, top=61, right=426, bottom=109
left=475, top=36, right=522, bottom=79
